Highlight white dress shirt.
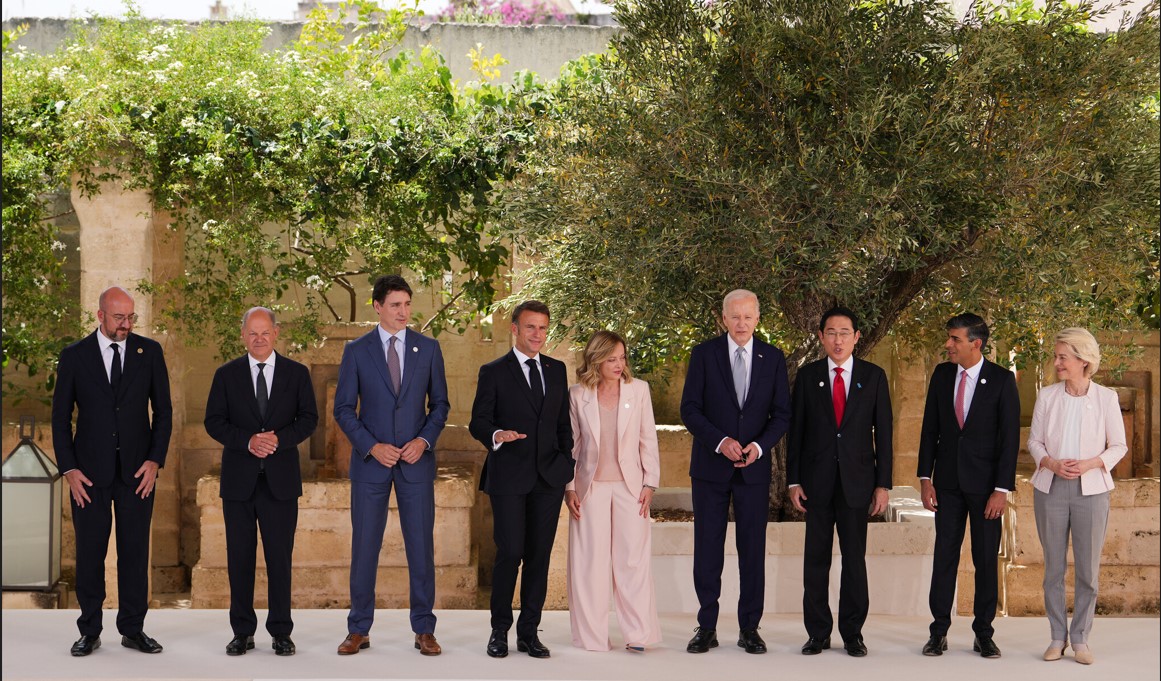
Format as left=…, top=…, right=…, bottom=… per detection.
left=96, top=328, right=126, bottom=382
left=493, top=347, right=543, bottom=450
left=377, top=325, right=407, bottom=378
left=954, top=356, right=984, bottom=421
left=247, top=352, right=276, bottom=396
left=718, top=335, right=762, bottom=459
left=827, top=355, right=854, bottom=399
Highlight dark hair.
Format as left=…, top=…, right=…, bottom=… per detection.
left=946, top=313, right=989, bottom=347
left=372, top=274, right=412, bottom=305
left=818, top=306, right=860, bottom=333
left=510, top=300, right=551, bottom=324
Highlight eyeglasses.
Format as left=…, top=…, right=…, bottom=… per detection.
left=823, top=331, right=854, bottom=340
left=106, top=313, right=139, bottom=324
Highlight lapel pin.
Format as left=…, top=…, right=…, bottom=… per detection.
left=137, top=347, right=143, bottom=354
left=624, top=403, right=630, bottom=409
left=758, top=353, right=764, bottom=359
left=857, top=382, right=862, bottom=389
left=980, top=378, right=987, bottom=384
left=819, top=381, right=825, bottom=387
left=412, top=346, right=418, bottom=353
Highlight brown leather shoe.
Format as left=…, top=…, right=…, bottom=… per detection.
left=337, top=633, right=369, bottom=655
left=415, top=633, right=441, bottom=656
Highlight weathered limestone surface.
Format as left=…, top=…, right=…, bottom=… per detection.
left=190, top=464, right=478, bottom=609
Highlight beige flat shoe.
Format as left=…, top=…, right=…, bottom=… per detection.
left=1043, top=641, right=1067, bottom=661
left=1074, top=645, right=1094, bottom=665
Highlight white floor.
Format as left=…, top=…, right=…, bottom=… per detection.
left=2, top=608, right=1157, bottom=681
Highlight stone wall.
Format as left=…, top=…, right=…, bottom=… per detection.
left=191, top=466, right=478, bottom=609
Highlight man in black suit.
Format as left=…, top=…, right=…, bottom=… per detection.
left=787, top=307, right=892, bottom=657
left=469, top=300, right=574, bottom=659
left=204, top=307, right=318, bottom=657
left=680, top=289, right=791, bottom=655
left=52, top=286, right=173, bottom=657
left=917, top=313, right=1020, bottom=659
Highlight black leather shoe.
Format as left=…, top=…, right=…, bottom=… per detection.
left=802, top=636, right=831, bottom=655
left=922, top=635, right=948, bottom=656
left=486, top=629, right=508, bottom=658
left=844, top=636, right=868, bottom=657
left=71, top=635, right=101, bottom=656
left=738, top=628, right=767, bottom=654
left=973, top=636, right=1001, bottom=658
left=516, top=635, right=550, bottom=658
left=686, top=627, right=718, bottom=654
left=121, top=632, right=163, bottom=654
left=272, top=634, right=295, bottom=656
left=226, top=634, right=254, bottom=655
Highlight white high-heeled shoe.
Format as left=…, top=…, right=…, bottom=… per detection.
left=1074, top=644, right=1094, bottom=665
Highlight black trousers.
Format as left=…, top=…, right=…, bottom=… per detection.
left=223, top=473, right=298, bottom=636
left=929, top=487, right=1002, bottom=638
left=691, top=470, right=770, bottom=631
left=802, top=473, right=869, bottom=641
left=71, top=471, right=155, bottom=637
left=488, top=477, right=564, bottom=639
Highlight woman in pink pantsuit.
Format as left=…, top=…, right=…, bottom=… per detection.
left=565, top=330, right=662, bottom=652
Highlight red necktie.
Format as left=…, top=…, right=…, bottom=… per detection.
left=833, top=367, right=846, bottom=426
left=955, top=369, right=968, bottom=428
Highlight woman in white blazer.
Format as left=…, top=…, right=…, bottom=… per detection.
left=1027, top=328, right=1127, bottom=665
left=565, top=330, right=662, bottom=652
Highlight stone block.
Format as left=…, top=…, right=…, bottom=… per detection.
left=1134, top=477, right=1160, bottom=507
left=652, top=486, right=692, bottom=511
left=656, top=425, right=692, bottom=488
left=1, top=586, right=68, bottom=609
left=1004, top=563, right=1161, bottom=616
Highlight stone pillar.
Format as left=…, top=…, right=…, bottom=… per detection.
left=71, top=175, right=186, bottom=601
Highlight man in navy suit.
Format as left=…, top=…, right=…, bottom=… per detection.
left=333, top=275, right=450, bottom=657
left=52, top=286, right=172, bottom=657
left=204, top=307, right=318, bottom=656
left=917, top=313, right=1020, bottom=659
left=680, top=289, right=790, bottom=654
left=469, top=300, right=574, bottom=659
left=787, top=306, right=892, bottom=657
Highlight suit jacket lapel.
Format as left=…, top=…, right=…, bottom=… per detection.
left=115, top=334, right=141, bottom=400
left=363, top=329, right=396, bottom=398
left=963, top=359, right=993, bottom=430
left=745, top=342, right=767, bottom=409
left=82, top=332, right=115, bottom=398
left=262, top=353, right=285, bottom=423
left=713, top=335, right=742, bottom=409
left=580, top=386, right=601, bottom=448
left=399, top=330, right=420, bottom=399
left=506, top=352, right=539, bottom=412
left=616, top=382, right=632, bottom=452
left=239, top=357, right=263, bottom=424
left=839, top=358, right=870, bottom=429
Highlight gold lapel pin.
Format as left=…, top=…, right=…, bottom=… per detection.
left=137, top=348, right=143, bottom=354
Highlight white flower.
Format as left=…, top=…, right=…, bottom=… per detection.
left=180, top=116, right=196, bottom=130
left=51, top=241, right=66, bottom=251
left=248, top=88, right=262, bottom=99
left=304, top=275, right=327, bottom=291
left=151, top=71, right=169, bottom=84
left=48, top=65, right=71, bottom=81
left=202, top=219, right=218, bottom=231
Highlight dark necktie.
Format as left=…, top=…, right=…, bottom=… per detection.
left=833, top=367, right=846, bottom=426
left=256, top=363, right=269, bottom=419
left=387, top=337, right=402, bottom=395
left=110, top=342, right=123, bottom=393
left=526, top=358, right=544, bottom=409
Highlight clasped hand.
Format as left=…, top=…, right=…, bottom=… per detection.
left=721, top=437, right=760, bottom=468
left=370, top=438, right=426, bottom=468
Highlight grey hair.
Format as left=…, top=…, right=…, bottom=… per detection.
left=722, top=289, right=759, bottom=314
left=241, top=306, right=277, bottom=328
left=1054, top=327, right=1101, bottom=378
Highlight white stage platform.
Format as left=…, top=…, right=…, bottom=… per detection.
left=3, top=609, right=1157, bottom=681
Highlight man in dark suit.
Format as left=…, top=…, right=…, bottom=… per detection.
left=51, top=286, right=172, bottom=657
left=680, top=289, right=791, bottom=655
left=787, top=306, right=892, bottom=657
left=333, top=275, right=450, bottom=657
left=469, top=300, right=574, bottom=659
left=917, top=313, right=1020, bottom=659
left=204, top=307, right=318, bottom=657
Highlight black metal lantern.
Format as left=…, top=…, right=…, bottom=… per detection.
left=2, top=416, right=63, bottom=591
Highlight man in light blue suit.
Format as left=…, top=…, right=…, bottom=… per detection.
left=333, top=275, right=450, bottom=657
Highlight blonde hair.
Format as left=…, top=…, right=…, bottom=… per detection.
left=1054, top=327, right=1101, bottom=378
left=576, top=330, right=633, bottom=388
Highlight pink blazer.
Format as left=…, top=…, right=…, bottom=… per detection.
left=566, top=379, right=661, bottom=501
left=1027, top=381, right=1127, bottom=495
